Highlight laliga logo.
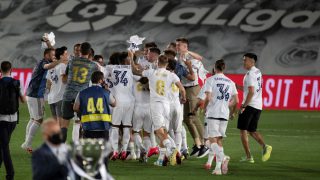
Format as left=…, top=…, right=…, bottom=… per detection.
left=46, top=0, right=137, bottom=32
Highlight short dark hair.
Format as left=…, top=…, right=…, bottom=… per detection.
left=1, top=61, right=12, bottom=73
left=118, top=52, right=128, bottom=65
left=91, top=71, right=104, bottom=84
left=244, top=52, right=257, bottom=62
left=176, top=37, right=189, bottom=47
left=109, top=52, right=120, bottom=65
left=144, top=42, right=157, bottom=48
left=43, top=48, right=54, bottom=57
left=164, top=49, right=176, bottom=57
left=215, top=59, right=225, bottom=71
left=80, top=42, right=92, bottom=55
left=167, top=59, right=177, bottom=71
left=55, top=46, right=67, bottom=60
left=149, top=47, right=161, bottom=55
left=93, top=55, right=103, bottom=61
left=168, top=42, right=176, bottom=48
left=158, top=55, right=168, bottom=65
left=73, top=43, right=81, bottom=49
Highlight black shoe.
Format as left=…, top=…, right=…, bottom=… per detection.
left=139, top=150, right=147, bottom=163
left=190, top=145, right=200, bottom=157
left=197, top=145, right=209, bottom=158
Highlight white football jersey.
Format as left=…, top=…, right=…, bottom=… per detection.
left=243, top=66, right=263, bottom=110
left=105, top=65, right=135, bottom=105
left=204, top=73, right=238, bottom=120
left=169, top=83, right=180, bottom=105
left=142, top=68, right=180, bottom=103
left=133, top=75, right=150, bottom=104
left=46, top=63, right=67, bottom=104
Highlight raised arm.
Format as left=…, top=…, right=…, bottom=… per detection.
left=44, top=60, right=61, bottom=70
left=128, top=50, right=143, bottom=76
left=188, top=51, right=203, bottom=61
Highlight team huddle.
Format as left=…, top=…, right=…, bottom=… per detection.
left=19, top=36, right=272, bottom=177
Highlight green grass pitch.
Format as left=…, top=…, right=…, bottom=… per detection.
left=1, top=103, right=320, bottom=180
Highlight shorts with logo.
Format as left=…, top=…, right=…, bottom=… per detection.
left=112, top=104, right=134, bottom=126
left=133, top=103, right=152, bottom=133
left=27, top=96, right=45, bottom=121
left=150, top=101, right=170, bottom=131
left=205, top=118, right=228, bottom=138
left=237, top=106, right=262, bottom=132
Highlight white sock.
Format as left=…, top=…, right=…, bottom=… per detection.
left=111, top=127, right=119, bottom=152
left=212, top=143, right=223, bottom=169
left=163, top=138, right=172, bottom=157
left=72, top=122, right=80, bottom=142
left=169, top=130, right=175, bottom=140
left=129, top=141, right=135, bottom=153
left=25, top=120, right=33, bottom=142
left=158, top=148, right=166, bottom=161
left=207, top=143, right=215, bottom=166
left=25, top=121, right=40, bottom=147
left=181, top=126, right=188, bottom=150
left=168, top=135, right=176, bottom=149
left=134, top=133, right=145, bottom=150
left=174, top=132, right=182, bottom=152
left=143, top=136, right=151, bottom=151
left=122, top=128, right=130, bottom=151
left=26, top=119, right=32, bottom=135
left=150, top=130, right=157, bottom=147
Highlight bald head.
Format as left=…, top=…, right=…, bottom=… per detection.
left=41, top=119, right=61, bottom=144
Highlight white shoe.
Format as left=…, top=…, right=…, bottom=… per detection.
left=222, top=156, right=230, bottom=174
left=212, top=168, right=222, bottom=175
left=153, top=159, right=163, bottom=166
left=21, top=142, right=32, bottom=153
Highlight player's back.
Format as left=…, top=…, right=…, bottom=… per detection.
left=106, top=65, right=134, bottom=105
left=169, top=83, right=180, bottom=105
left=205, top=74, right=237, bottom=120
left=143, top=68, right=179, bottom=103
left=133, top=75, right=150, bottom=104
left=64, top=57, right=98, bottom=101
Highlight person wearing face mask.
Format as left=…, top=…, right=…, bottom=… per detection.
left=31, top=119, right=69, bottom=180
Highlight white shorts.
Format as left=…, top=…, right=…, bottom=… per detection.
left=150, top=101, right=170, bottom=131
left=112, top=104, right=134, bottom=126
left=27, top=96, right=45, bottom=121
left=169, top=102, right=182, bottom=133
left=133, top=104, right=152, bottom=133
left=206, top=118, right=228, bottom=138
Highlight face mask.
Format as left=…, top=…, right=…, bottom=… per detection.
left=48, top=132, right=63, bottom=145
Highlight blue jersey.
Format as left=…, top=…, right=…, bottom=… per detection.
left=79, top=86, right=112, bottom=131
left=27, top=59, right=49, bottom=98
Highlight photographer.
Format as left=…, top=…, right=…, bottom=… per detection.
left=0, top=61, right=26, bottom=180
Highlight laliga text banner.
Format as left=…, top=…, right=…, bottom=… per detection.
left=9, top=69, right=319, bottom=111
